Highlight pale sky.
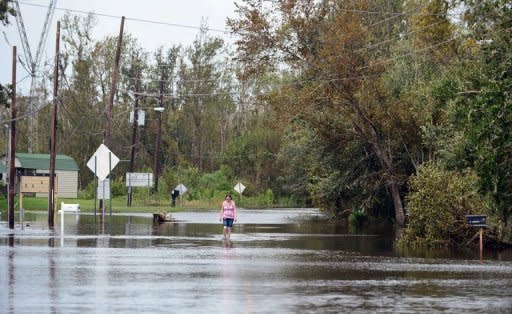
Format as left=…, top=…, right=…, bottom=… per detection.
left=1, top=0, right=238, bottom=93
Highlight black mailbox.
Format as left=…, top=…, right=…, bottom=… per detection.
left=465, top=215, right=487, bottom=227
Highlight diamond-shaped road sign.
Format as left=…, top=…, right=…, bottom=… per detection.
left=175, top=183, right=188, bottom=195
left=87, top=144, right=120, bottom=181
left=234, top=182, right=246, bottom=194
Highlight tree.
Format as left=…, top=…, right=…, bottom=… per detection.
left=229, top=0, right=413, bottom=224
left=177, top=26, right=228, bottom=171
left=0, top=0, right=15, bottom=26
left=438, top=0, right=512, bottom=241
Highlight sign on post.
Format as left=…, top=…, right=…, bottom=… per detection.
left=19, top=176, right=57, bottom=228
left=175, top=183, right=187, bottom=195
left=466, top=215, right=487, bottom=262
left=87, top=144, right=120, bottom=220
left=466, top=215, right=487, bottom=228
left=234, top=182, right=246, bottom=195
left=86, top=144, right=120, bottom=181
left=126, top=172, right=153, bottom=187
left=174, top=184, right=187, bottom=207
left=97, top=179, right=111, bottom=200
left=20, top=176, right=50, bottom=193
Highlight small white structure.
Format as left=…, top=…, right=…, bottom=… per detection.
left=59, top=202, right=80, bottom=213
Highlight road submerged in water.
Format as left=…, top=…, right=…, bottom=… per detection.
left=1, top=208, right=512, bottom=313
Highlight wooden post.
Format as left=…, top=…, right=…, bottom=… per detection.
left=128, top=67, right=141, bottom=207
left=479, top=227, right=483, bottom=262
left=18, top=190, right=22, bottom=226
left=48, top=21, right=60, bottom=228
left=54, top=176, right=58, bottom=226
left=154, top=108, right=163, bottom=193
left=8, top=46, right=17, bottom=230
left=105, top=16, right=125, bottom=146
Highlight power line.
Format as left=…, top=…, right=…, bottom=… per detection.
left=257, top=0, right=462, bottom=17
left=0, top=100, right=52, bottom=124
left=18, top=1, right=230, bottom=34
left=358, top=35, right=460, bottom=72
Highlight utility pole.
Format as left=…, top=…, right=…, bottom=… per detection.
left=102, top=16, right=123, bottom=211
left=153, top=67, right=166, bottom=193
left=48, top=21, right=60, bottom=228
left=127, top=68, right=141, bottom=206
left=104, top=16, right=125, bottom=146
left=8, top=46, right=17, bottom=230
left=153, top=108, right=164, bottom=193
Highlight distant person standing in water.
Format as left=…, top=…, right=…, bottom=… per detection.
left=219, top=194, right=237, bottom=239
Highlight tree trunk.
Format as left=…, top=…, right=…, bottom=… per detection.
left=388, top=180, right=405, bottom=226
left=357, top=119, right=406, bottom=227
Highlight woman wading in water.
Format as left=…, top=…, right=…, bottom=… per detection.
left=219, top=194, right=237, bottom=239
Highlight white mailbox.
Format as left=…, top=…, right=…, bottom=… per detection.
left=60, top=202, right=80, bottom=212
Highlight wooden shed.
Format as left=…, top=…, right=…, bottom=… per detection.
left=0, top=153, right=79, bottom=198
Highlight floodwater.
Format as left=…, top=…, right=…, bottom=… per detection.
left=1, top=208, right=512, bottom=313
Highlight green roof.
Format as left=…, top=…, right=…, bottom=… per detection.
left=14, top=153, right=79, bottom=171
left=0, top=163, right=5, bottom=173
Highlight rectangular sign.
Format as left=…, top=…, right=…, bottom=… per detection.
left=126, top=172, right=153, bottom=187
left=466, top=215, right=487, bottom=227
left=20, top=176, right=51, bottom=193
left=97, top=179, right=110, bottom=200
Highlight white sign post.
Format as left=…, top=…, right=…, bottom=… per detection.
left=174, top=183, right=188, bottom=207
left=234, top=182, right=246, bottom=194
left=87, top=144, right=120, bottom=223
left=234, top=182, right=246, bottom=206
left=97, top=179, right=111, bottom=200
left=126, top=172, right=154, bottom=187
left=87, top=144, right=120, bottom=181
left=126, top=172, right=153, bottom=206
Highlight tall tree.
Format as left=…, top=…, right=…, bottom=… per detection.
left=177, top=26, right=226, bottom=171
left=441, top=0, right=512, bottom=240
left=229, top=0, right=412, bottom=224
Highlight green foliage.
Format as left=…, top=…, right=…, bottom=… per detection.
left=400, top=162, right=488, bottom=247
left=110, top=177, right=125, bottom=197
left=348, top=207, right=368, bottom=233
left=222, top=125, right=282, bottom=193
left=0, top=83, right=12, bottom=108
left=0, top=0, right=15, bottom=26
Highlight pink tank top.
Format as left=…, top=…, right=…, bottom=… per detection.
left=222, top=201, right=235, bottom=218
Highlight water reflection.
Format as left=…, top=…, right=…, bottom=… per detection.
left=8, top=235, right=14, bottom=313
left=48, top=239, right=57, bottom=314
left=0, top=209, right=511, bottom=313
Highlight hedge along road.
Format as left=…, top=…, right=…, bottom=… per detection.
left=1, top=208, right=512, bottom=313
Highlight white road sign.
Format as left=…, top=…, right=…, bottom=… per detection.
left=97, top=179, right=110, bottom=200
left=234, top=182, right=246, bottom=194
left=175, top=183, right=188, bottom=195
left=126, top=172, right=153, bottom=187
left=86, top=144, right=120, bottom=181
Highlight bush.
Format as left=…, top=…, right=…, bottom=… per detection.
left=399, top=162, right=489, bottom=247
left=348, top=207, right=368, bottom=231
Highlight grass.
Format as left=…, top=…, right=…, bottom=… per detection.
left=0, top=195, right=217, bottom=213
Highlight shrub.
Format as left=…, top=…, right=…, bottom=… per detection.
left=348, top=207, right=368, bottom=230
left=399, top=162, right=488, bottom=247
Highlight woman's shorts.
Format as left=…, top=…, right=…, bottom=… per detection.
left=223, top=218, right=234, bottom=228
